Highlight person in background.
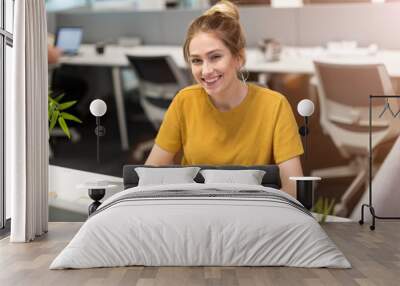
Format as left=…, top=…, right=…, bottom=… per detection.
left=145, top=0, right=303, bottom=198
left=48, top=44, right=62, bottom=65
left=48, top=37, right=89, bottom=120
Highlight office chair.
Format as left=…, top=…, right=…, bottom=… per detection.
left=126, top=55, right=190, bottom=161
left=311, top=61, right=400, bottom=216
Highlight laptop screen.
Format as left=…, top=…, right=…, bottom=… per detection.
left=55, top=27, right=83, bottom=55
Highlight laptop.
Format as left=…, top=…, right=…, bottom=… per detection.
left=55, top=27, right=83, bottom=56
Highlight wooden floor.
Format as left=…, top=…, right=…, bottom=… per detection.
left=0, top=222, right=399, bottom=286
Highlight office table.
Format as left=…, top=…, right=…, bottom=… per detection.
left=60, top=44, right=400, bottom=150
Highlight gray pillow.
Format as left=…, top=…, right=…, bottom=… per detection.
left=135, top=167, right=201, bottom=186
left=200, top=169, right=266, bottom=185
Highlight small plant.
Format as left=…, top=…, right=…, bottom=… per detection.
left=48, top=90, right=82, bottom=139
left=312, top=197, right=335, bottom=224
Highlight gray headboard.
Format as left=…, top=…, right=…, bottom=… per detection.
left=123, top=165, right=281, bottom=190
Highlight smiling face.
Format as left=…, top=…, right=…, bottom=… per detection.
left=188, top=32, right=243, bottom=97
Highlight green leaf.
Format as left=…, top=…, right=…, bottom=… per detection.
left=48, top=96, right=58, bottom=105
left=48, top=101, right=57, bottom=116
left=61, top=112, right=82, bottom=123
left=54, top=93, right=65, bottom=103
left=311, top=198, right=322, bottom=213
left=49, top=110, right=59, bottom=133
left=48, top=89, right=82, bottom=140
left=312, top=197, right=336, bottom=224
left=326, top=199, right=335, bottom=216
left=58, top=101, right=77, bottom=111
left=58, top=117, right=71, bottom=139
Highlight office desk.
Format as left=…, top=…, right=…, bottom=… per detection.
left=62, top=44, right=400, bottom=76
left=60, top=45, right=400, bottom=150
left=60, top=45, right=185, bottom=150
left=49, top=165, right=123, bottom=219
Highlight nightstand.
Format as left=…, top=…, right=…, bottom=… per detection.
left=289, top=176, right=321, bottom=210
left=77, top=181, right=121, bottom=215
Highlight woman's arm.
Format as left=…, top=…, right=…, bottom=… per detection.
left=144, top=144, right=176, bottom=166
left=48, top=45, right=62, bottom=65
left=278, top=156, right=303, bottom=198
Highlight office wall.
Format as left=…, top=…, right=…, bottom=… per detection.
left=51, top=2, right=400, bottom=48
left=240, top=7, right=297, bottom=46
left=297, top=3, right=400, bottom=48
left=47, top=12, right=57, bottom=35
left=54, top=9, right=199, bottom=45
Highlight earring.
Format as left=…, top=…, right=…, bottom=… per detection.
left=239, top=68, right=249, bottom=84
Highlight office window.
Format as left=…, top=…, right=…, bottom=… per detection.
left=272, top=0, right=303, bottom=7
left=4, top=44, right=11, bottom=221
left=45, top=0, right=86, bottom=12
left=235, top=0, right=271, bottom=4
left=1, top=0, right=13, bottom=230
left=304, top=0, right=375, bottom=4
left=0, top=40, right=3, bottom=229
left=5, top=0, right=12, bottom=33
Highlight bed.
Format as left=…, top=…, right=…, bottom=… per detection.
left=50, top=165, right=351, bottom=269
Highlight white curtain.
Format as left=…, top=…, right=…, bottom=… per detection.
left=7, top=0, right=48, bottom=242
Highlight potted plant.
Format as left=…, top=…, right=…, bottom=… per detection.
left=312, top=197, right=336, bottom=224
left=48, top=90, right=82, bottom=139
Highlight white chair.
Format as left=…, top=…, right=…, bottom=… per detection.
left=311, top=61, right=400, bottom=216
left=126, top=55, right=190, bottom=161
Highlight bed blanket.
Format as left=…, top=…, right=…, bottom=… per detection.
left=50, top=183, right=351, bottom=269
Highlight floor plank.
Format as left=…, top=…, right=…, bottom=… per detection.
left=0, top=222, right=399, bottom=286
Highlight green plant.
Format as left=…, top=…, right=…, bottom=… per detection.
left=48, top=91, right=82, bottom=139
left=312, top=197, right=336, bottom=224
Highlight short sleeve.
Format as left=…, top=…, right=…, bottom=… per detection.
left=154, top=95, right=182, bottom=153
left=273, top=96, right=304, bottom=164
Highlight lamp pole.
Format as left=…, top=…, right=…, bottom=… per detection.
left=291, top=99, right=319, bottom=210
left=297, top=99, right=314, bottom=166
left=90, top=99, right=107, bottom=163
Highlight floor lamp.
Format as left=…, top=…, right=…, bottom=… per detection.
left=89, top=99, right=107, bottom=163
left=290, top=99, right=321, bottom=210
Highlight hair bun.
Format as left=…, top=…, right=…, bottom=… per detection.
left=203, top=0, right=240, bottom=21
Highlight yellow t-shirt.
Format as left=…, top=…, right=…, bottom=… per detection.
left=155, top=83, right=303, bottom=165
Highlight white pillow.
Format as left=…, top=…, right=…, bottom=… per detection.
left=200, top=169, right=266, bottom=185
left=135, top=167, right=200, bottom=186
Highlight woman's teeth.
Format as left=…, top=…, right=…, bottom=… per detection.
left=203, top=75, right=221, bottom=85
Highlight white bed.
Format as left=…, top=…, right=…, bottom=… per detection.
left=50, top=183, right=351, bottom=269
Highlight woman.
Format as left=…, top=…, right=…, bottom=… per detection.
left=145, top=0, right=303, bottom=198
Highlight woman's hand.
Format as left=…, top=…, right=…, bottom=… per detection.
left=144, top=144, right=176, bottom=166
left=48, top=45, right=62, bottom=65
left=278, top=156, right=303, bottom=198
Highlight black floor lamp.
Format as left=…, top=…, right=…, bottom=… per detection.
left=290, top=99, right=321, bottom=210
left=86, top=99, right=108, bottom=215
left=89, top=99, right=107, bottom=163
left=297, top=99, right=314, bottom=161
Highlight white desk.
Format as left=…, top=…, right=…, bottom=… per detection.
left=60, top=45, right=400, bottom=150
left=62, top=44, right=400, bottom=76
left=49, top=165, right=123, bottom=216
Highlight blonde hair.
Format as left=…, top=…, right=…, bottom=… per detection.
left=183, top=0, right=246, bottom=64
